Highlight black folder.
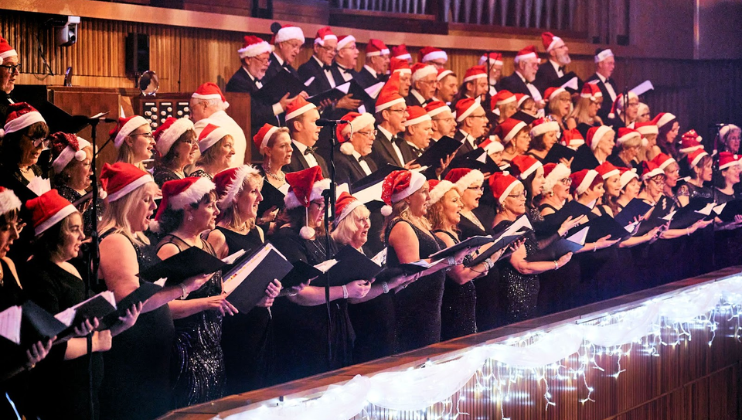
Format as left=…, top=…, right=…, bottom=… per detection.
left=718, top=199, right=742, bottom=222
left=373, top=261, right=435, bottom=284
left=465, top=232, right=525, bottom=266
left=614, top=198, right=654, bottom=228
left=510, top=111, right=537, bottom=125
left=449, top=147, right=502, bottom=173
left=573, top=214, right=631, bottom=242
left=55, top=291, right=117, bottom=338
left=307, top=79, right=375, bottom=106
left=540, top=200, right=592, bottom=235
left=139, top=247, right=227, bottom=285
left=0, top=301, right=68, bottom=346
left=543, top=143, right=577, bottom=165
left=311, top=245, right=384, bottom=287
left=549, top=72, right=583, bottom=92
left=428, top=235, right=494, bottom=260
left=525, top=237, right=584, bottom=262
left=99, top=282, right=162, bottom=329
left=669, top=201, right=714, bottom=229
left=255, top=68, right=307, bottom=104
left=223, top=243, right=294, bottom=312
left=257, top=181, right=287, bottom=216
left=412, top=136, right=462, bottom=168
left=280, top=260, right=324, bottom=289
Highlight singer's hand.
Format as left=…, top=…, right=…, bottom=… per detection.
left=336, top=94, right=361, bottom=110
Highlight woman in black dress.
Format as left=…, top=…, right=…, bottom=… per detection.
left=676, top=149, right=715, bottom=277
left=571, top=83, right=603, bottom=139
left=112, top=115, right=155, bottom=171
left=608, top=128, right=642, bottom=170
left=155, top=177, right=235, bottom=407
left=270, top=167, right=370, bottom=382
left=712, top=152, right=742, bottom=269
left=152, top=117, right=199, bottom=188
left=22, top=190, right=141, bottom=420
left=189, top=124, right=236, bottom=179
left=97, top=163, right=209, bottom=420
left=653, top=113, right=680, bottom=160
left=525, top=118, right=561, bottom=163
left=207, top=165, right=282, bottom=394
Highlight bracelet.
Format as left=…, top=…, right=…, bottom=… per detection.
left=179, top=284, right=188, bottom=300
left=446, top=256, right=456, bottom=266
left=686, top=228, right=691, bottom=236
left=593, top=242, right=598, bottom=252
left=382, top=282, right=390, bottom=294
left=554, top=260, right=559, bottom=270
left=342, top=285, right=349, bottom=299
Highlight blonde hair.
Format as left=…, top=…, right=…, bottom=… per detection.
left=570, top=96, right=596, bottom=125
left=116, top=143, right=147, bottom=171
left=547, top=91, right=571, bottom=118
left=98, top=182, right=153, bottom=246
left=197, top=135, right=232, bottom=167
left=426, top=189, right=460, bottom=231
left=219, top=173, right=264, bottom=231
left=381, top=199, right=431, bottom=242
left=331, top=205, right=370, bottom=245
left=616, top=135, right=641, bottom=151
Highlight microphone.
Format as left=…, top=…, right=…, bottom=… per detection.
left=316, top=119, right=350, bottom=126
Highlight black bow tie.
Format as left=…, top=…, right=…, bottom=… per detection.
left=304, top=147, right=317, bottom=156
left=357, top=155, right=368, bottom=163
left=393, top=137, right=404, bottom=147
left=558, top=66, right=566, bottom=72
left=322, top=64, right=332, bottom=72
left=338, top=66, right=352, bottom=74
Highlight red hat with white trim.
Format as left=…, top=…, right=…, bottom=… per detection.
left=541, top=32, right=564, bottom=53
left=238, top=35, right=272, bottom=59
left=640, top=161, right=664, bottom=180
left=492, top=90, right=515, bottom=108
left=153, top=176, right=216, bottom=231
left=337, top=112, right=375, bottom=154
left=634, top=121, right=658, bottom=137
left=687, top=148, right=709, bottom=168
left=390, top=57, right=411, bottom=75
left=380, top=169, right=427, bottom=216
left=336, top=35, right=356, bottom=50
left=26, top=190, right=78, bottom=236
left=110, top=115, right=149, bottom=149
left=197, top=123, right=229, bottom=153
left=679, top=130, right=703, bottom=154
left=720, top=124, right=741, bottom=139
left=425, top=101, right=452, bottom=118
left=285, top=96, right=317, bottom=121
left=596, top=161, right=620, bottom=180
left=191, top=82, right=229, bottom=109
left=479, top=52, right=503, bottom=66
left=284, top=165, right=330, bottom=213
left=515, top=93, right=531, bottom=108
left=570, top=169, right=601, bottom=196
left=455, top=97, right=482, bottom=123
left=366, top=39, right=389, bottom=57
left=411, top=63, right=437, bottom=83
left=514, top=45, right=538, bottom=63
left=581, top=82, right=602, bottom=100
left=375, top=73, right=406, bottom=113
left=0, top=187, right=21, bottom=217
left=419, top=46, right=447, bottom=63
left=594, top=48, right=614, bottom=63
left=313, top=27, right=337, bottom=46
left=542, top=163, right=571, bottom=193
left=510, top=155, right=543, bottom=180
left=100, top=162, right=153, bottom=203
left=428, top=179, right=457, bottom=205
left=718, top=152, right=740, bottom=170
left=608, top=92, right=638, bottom=119
left=544, top=87, right=566, bottom=102
left=272, top=24, right=305, bottom=45
left=651, top=112, right=677, bottom=130
left=493, top=118, right=527, bottom=144
left=618, top=167, right=639, bottom=189
left=651, top=153, right=676, bottom=171
left=530, top=118, right=560, bottom=138
left=463, top=65, right=487, bottom=83
left=436, top=68, right=454, bottom=82
left=587, top=125, right=614, bottom=151
left=50, top=132, right=92, bottom=174
left=478, top=137, right=504, bottom=154
left=154, top=117, right=194, bottom=157
left=213, top=165, right=261, bottom=210
left=391, top=44, right=412, bottom=61
left=253, top=123, right=280, bottom=151
left=403, top=106, right=431, bottom=127
left=489, top=172, right=522, bottom=204
left=562, top=128, right=585, bottom=148
left=445, top=168, right=484, bottom=193
left=616, top=127, right=641, bottom=145
left=0, top=36, right=17, bottom=61
left=334, top=191, right=366, bottom=227
left=0, top=102, right=46, bottom=138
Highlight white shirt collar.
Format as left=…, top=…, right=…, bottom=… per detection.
left=273, top=53, right=284, bottom=66
left=243, top=66, right=257, bottom=81
left=363, top=65, right=377, bottom=78
left=292, top=139, right=308, bottom=153
left=516, top=71, right=528, bottom=84
left=313, top=55, right=328, bottom=68
left=411, top=89, right=426, bottom=104
left=378, top=125, right=393, bottom=140
left=596, top=72, right=608, bottom=83
left=550, top=60, right=562, bottom=73
left=351, top=149, right=362, bottom=160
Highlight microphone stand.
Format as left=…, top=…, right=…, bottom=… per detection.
left=320, top=121, right=339, bottom=368
left=483, top=51, right=496, bottom=137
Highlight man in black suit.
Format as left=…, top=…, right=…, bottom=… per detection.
left=478, top=52, right=504, bottom=97
left=263, top=25, right=305, bottom=83
left=498, top=46, right=545, bottom=109
left=0, top=36, right=19, bottom=123
left=533, top=32, right=573, bottom=94
left=331, top=35, right=360, bottom=85
left=400, top=106, right=433, bottom=164
left=426, top=101, right=457, bottom=142
left=334, top=112, right=378, bottom=185
left=406, top=63, right=437, bottom=107
left=585, top=48, right=618, bottom=121
left=453, top=98, right=488, bottom=159
left=356, top=39, right=390, bottom=89
left=297, top=27, right=339, bottom=96
left=283, top=96, right=329, bottom=177
left=369, top=80, right=408, bottom=168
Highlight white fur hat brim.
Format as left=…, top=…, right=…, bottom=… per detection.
left=156, top=118, right=194, bottom=157
left=169, top=177, right=216, bottom=210
left=285, top=178, right=331, bottom=209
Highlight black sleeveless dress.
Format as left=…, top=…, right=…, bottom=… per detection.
left=713, top=189, right=742, bottom=270
left=385, top=219, right=445, bottom=353
left=98, top=230, right=175, bottom=420
left=494, top=218, right=540, bottom=323
left=216, top=226, right=275, bottom=394
left=435, top=230, right=477, bottom=341
left=578, top=206, right=621, bottom=304
left=157, top=234, right=225, bottom=408
left=460, top=214, right=501, bottom=332
left=678, top=182, right=715, bottom=277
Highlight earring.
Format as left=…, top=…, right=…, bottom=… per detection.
left=187, top=215, right=194, bottom=222
left=266, top=159, right=272, bottom=172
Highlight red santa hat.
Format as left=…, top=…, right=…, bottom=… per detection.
left=238, top=35, right=272, bottom=58
left=678, top=130, right=703, bottom=154
left=366, top=39, right=389, bottom=57
left=529, top=117, right=560, bottom=138
left=26, top=190, right=78, bottom=237
left=570, top=169, right=601, bottom=196
left=651, top=153, right=676, bottom=171
left=253, top=123, right=280, bottom=151
left=479, top=52, right=503, bottom=66
left=284, top=167, right=331, bottom=238
left=618, top=167, right=639, bottom=189
left=427, top=180, right=456, bottom=205
left=192, top=82, right=229, bottom=109
left=411, top=63, right=437, bottom=83
left=616, top=127, right=641, bottom=145
left=587, top=125, right=614, bottom=151
left=0, top=187, right=22, bottom=217
left=478, top=137, right=505, bottom=154
left=337, top=112, right=376, bottom=154
left=425, top=101, right=451, bottom=118
left=336, top=35, right=356, bottom=51
left=419, top=46, right=447, bottom=63
left=493, top=118, right=527, bottom=144
left=0, top=102, right=46, bottom=138
left=492, top=89, right=515, bottom=107
left=720, top=124, right=741, bottom=139
left=515, top=93, right=531, bottom=108
left=581, top=82, right=602, bottom=100
left=100, top=162, right=153, bottom=203
left=651, top=112, right=677, bottom=130
left=334, top=191, right=366, bottom=227
left=403, top=106, right=431, bottom=127
left=214, top=165, right=261, bottom=209
left=608, top=92, right=638, bottom=119
left=0, top=36, right=17, bottom=61
left=197, top=123, right=229, bottom=153
left=510, top=155, right=543, bottom=180
left=562, top=128, right=585, bottom=149
left=640, top=161, right=664, bottom=180
left=375, top=73, right=405, bottom=113
left=718, top=152, right=740, bottom=170
left=152, top=177, right=216, bottom=231
left=542, top=163, right=571, bottom=193
left=687, top=148, right=709, bottom=168
left=455, top=97, right=482, bottom=122
left=594, top=48, right=614, bottom=63
left=110, top=115, right=149, bottom=149
left=285, top=96, right=317, bottom=121
left=391, top=44, right=412, bottom=61
left=596, top=161, right=620, bottom=180
left=313, top=27, right=337, bottom=46
left=463, top=65, right=487, bottom=83
left=272, top=24, right=305, bottom=45
left=445, top=168, right=484, bottom=193
left=390, top=57, right=411, bottom=75
left=541, top=32, right=564, bottom=53
left=634, top=121, right=658, bottom=137
left=544, top=87, right=566, bottom=102
left=514, top=45, right=538, bottom=63
left=380, top=170, right=427, bottom=216
left=50, top=132, right=92, bottom=174
left=153, top=117, right=194, bottom=157
left=436, top=68, right=454, bottom=82
left=489, top=172, right=522, bottom=204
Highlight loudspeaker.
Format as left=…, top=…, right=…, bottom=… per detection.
left=125, top=33, right=150, bottom=77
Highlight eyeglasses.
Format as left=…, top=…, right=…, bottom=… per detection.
left=317, top=45, right=335, bottom=53
left=0, top=221, right=25, bottom=234
left=507, top=191, right=527, bottom=199
left=356, top=130, right=377, bottom=138
left=179, top=137, right=197, bottom=145
left=468, top=114, right=487, bottom=120
left=467, top=186, right=484, bottom=191
left=250, top=55, right=270, bottom=65
left=388, top=108, right=406, bottom=114
left=130, top=131, right=154, bottom=139
left=432, top=117, right=455, bottom=123
left=0, top=63, right=21, bottom=73
left=559, top=178, right=572, bottom=185
left=31, top=136, right=50, bottom=149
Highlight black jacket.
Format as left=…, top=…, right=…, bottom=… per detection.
left=297, top=56, right=337, bottom=96
left=369, top=130, right=405, bottom=168
left=498, top=72, right=534, bottom=96
left=585, top=73, right=619, bottom=121
left=225, top=67, right=280, bottom=136
left=334, top=150, right=378, bottom=186
left=283, top=142, right=329, bottom=177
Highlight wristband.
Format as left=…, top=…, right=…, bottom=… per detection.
left=446, top=256, right=456, bottom=266
left=342, top=285, right=349, bottom=299
left=593, top=242, right=598, bottom=252
left=179, top=284, right=188, bottom=300
left=554, top=260, right=559, bottom=270
left=382, top=282, right=390, bottom=294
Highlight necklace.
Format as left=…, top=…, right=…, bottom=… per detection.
left=263, top=164, right=285, bottom=183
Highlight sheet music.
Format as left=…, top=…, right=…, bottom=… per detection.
left=567, top=226, right=589, bottom=245
left=223, top=245, right=274, bottom=295
left=696, top=202, right=716, bottom=216
left=314, top=259, right=338, bottom=273
left=371, top=248, right=387, bottom=266
left=221, top=249, right=247, bottom=265
left=54, top=291, right=116, bottom=326
left=0, top=305, right=22, bottom=345
left=630, top=80, right=654, bottom=96
left=304, top=76, right=315, bottom=87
